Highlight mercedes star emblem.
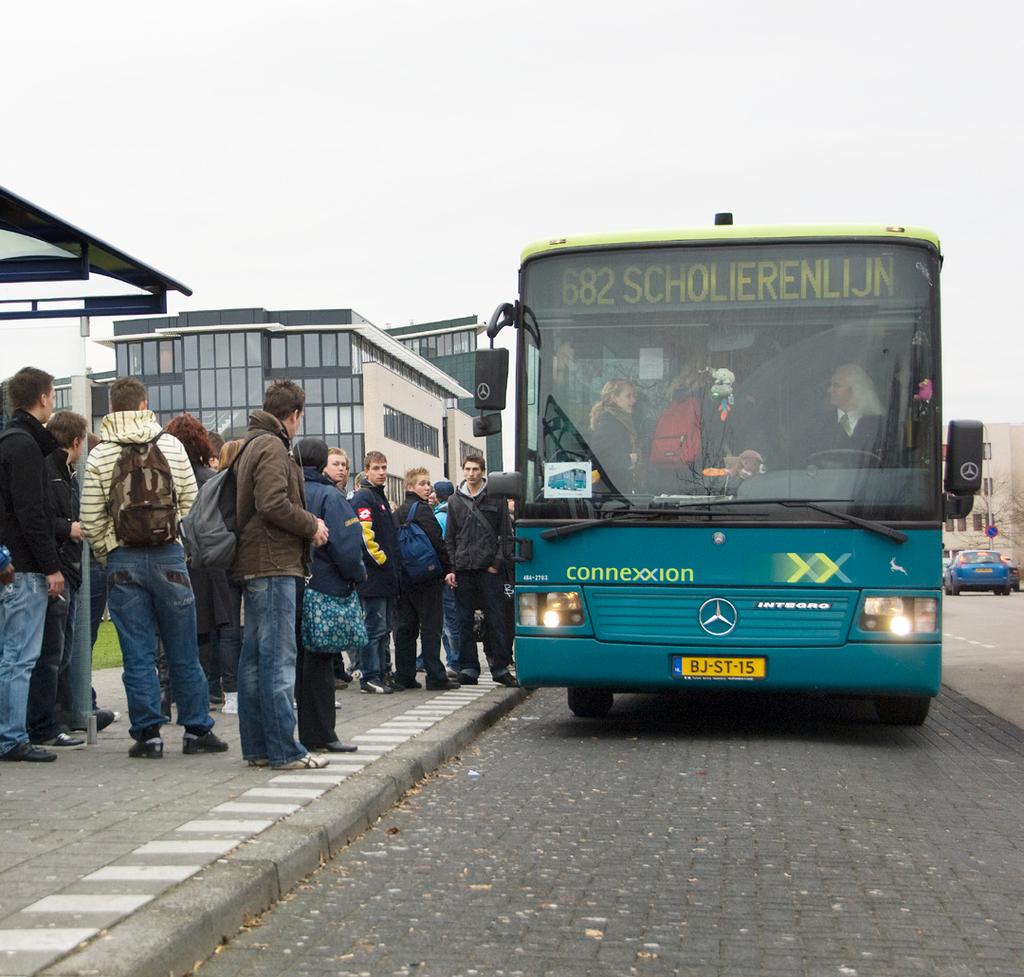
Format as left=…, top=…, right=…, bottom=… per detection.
left=698, top=598, right=738, bottom=636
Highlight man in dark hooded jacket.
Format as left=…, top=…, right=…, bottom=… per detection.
left=444, top=452, right=517, bottom=687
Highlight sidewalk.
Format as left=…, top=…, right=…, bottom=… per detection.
left=0, top=663, right=527, bottom=977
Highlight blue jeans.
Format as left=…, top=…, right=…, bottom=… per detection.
left=441, top=586, right=461, bottom=669
left=238, top=576, right=304, bottom=766
left=360, top=596, right=396, bottom=685
left=0, top=573, right=49, bottom=756
left=106, top=544, right=213, bottom=741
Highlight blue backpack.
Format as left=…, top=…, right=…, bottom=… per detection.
left=396, top=502, right=443, bottom=585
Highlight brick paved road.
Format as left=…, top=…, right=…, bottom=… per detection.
left=197, top=687, right=1024, bottom=977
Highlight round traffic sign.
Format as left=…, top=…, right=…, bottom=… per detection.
left=986, top=525, right=998, bottom=538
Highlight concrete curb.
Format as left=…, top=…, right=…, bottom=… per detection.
left=39, top=686, right=530, bottom=977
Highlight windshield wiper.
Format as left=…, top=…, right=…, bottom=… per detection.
left=539, top=507, right=711, bottom=540
left=778, top=500, right=907, bottom=543
left=669, top=497, right=906, bottom=543
left=539, top=498, right=906, bottom=543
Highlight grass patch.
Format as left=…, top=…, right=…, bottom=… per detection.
left=92, top=621, right=123, bottom=670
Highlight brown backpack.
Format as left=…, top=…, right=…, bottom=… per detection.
left=107, top=434, right=179, bottom=547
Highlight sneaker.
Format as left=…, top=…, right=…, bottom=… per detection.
left=457, top=672, right=479, bottom=686
left=222, top=692, right=238, bottom=715
left=1, top=741, right=57, bottom=762
left=492, top=672, right=519, bottom=688
left=247, top=757, right=270, bottom=767
left=129, top=738, right=164, bottom=760
left=183, top=731, right=230, bottom=755
left=36, top=732, right=86, bottom=750
left=360, top=680, right=393, bottom=695
left=390, top=677, right=421, bottom=690
left=334, top=677, right=350, bottom=690
left=338, top=668, right=354, bottom=684
left=93, top=708, right=119, bottom=732
left=446, top=667, right=460, bottom=681
left=272, top=753, right=328, bottom=770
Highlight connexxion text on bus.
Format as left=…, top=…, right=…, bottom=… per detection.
left=474, top=216, right=983, bottom=725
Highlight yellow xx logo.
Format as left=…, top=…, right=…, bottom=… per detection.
left=777, top=552, right=852, bottom=584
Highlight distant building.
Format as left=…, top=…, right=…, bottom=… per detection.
left=387, top=316, right=503, bottom=472
left=98, top=308, right=483, bottom=504
left=944, top=422, right=1024, bottom=563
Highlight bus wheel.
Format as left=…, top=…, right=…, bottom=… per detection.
left=567, top=688, right=614, bottom=718
left=874, top=695, right=931, bottom=726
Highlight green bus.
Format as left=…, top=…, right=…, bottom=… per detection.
left=478, top=217, right=981, bottom=724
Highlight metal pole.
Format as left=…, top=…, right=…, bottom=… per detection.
left=68, top=316, right=93, bottom=730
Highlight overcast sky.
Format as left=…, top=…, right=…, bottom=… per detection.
left=3, top=0, right=1020, bottom=423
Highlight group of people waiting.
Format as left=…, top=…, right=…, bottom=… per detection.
left=0, top=367, right=516, bottom=770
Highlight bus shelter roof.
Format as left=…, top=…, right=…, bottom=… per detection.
left=0, top=184, right=191, bottom=321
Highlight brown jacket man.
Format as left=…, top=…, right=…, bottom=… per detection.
left=233, top=409, right=318, bottom=580
left=232, top=382, right=330, bottom=770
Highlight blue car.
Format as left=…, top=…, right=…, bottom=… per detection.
left=944, top=550, right=1012, bottom=596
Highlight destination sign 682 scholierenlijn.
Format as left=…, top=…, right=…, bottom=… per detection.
left=559, top=255, right=895, bottom=308
left=525, top=244, right=934, bottom=314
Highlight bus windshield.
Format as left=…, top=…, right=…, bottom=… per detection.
left=519, top=240, right=941, bottom=523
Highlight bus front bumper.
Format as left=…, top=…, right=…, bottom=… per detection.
left=514, top=637, right=941, bottom=696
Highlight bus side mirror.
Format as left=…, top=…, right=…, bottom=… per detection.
left=473, top=413, right=502, bottom=437
left=474, top=348, right=508, bottom=410
left=944, top=420, right=983, bottom=496
left=487, top=471, right=523, bottom=500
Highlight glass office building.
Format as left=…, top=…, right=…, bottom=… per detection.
left=102, top=308, right=479, bottom=499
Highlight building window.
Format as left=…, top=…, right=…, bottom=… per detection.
left=304, top=333, right=321, bottom=368
left=159, top=341, right=175, bottom=374
left=383, top=405, right=438, bottom=455
left=956, top=518, right=967, bottom=532
left=459, top=440, right=478, bottom=465
left=199, top=334, right=215, bottom=367
left=982, top=477, right=993, bottom=496
left=983, top=442, right=992, bottom=460
left=946, top=518, right=955, bottom=532
left=142, top=342, right=158, bottom=376
left=246, top=331, right=263, bottom=365
left=386, top=474, right=404, bottom=506
left=973, top=514, right=984, bottom=531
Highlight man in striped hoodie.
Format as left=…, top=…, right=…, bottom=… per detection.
left=81, top=378, right=227, bottom=760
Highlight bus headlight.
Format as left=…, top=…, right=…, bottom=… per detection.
left=860, top=596, right=938, bottom=635
left=519, top=591, right=585, bottom=628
